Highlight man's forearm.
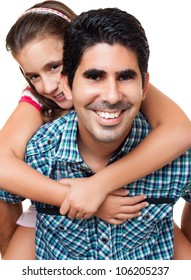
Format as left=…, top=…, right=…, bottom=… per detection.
left=0, top=200, right=22, bottom=257
left=181, top=201, right=191, bottom=243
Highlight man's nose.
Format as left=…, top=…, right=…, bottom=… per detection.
left=101, top=79, right=122, bottom=104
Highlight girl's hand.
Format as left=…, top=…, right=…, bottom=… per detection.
left=58, top=178, right=148, bottom=223
left=59, top=177, right=109, bottom=219
left=95, top=189, right=148, bottom=225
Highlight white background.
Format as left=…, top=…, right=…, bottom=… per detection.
left=0, top=0, right=190, bottom=226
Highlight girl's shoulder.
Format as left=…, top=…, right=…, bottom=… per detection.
left=19, top=85, right=41, bottom=111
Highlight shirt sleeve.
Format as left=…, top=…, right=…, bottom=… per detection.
left=0, top=189, right=25, bottom=204
left=19, top=85, right=41, bottom=111
left=178, top=149, right=191, bottom=202
left=181, top=182, right=191, bottom=202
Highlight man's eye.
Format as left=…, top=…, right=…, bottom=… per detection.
left=118, top=70, right=137, bottom=81
left=119, top=73, right=132, bottom=81
left=83, top=70, right=104, bottom=81
left=88, top=74, right=102, bottom=81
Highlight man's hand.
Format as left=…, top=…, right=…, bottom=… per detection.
left=0, top=200, right=22, bottom=257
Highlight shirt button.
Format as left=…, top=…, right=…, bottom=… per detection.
left=145, top=214, right=150, bottom=220
left=59, top=226, right=65, bottom=231
left=101, top=238, right=108, bottom=244
left=47, top=139, right=52, bottom=145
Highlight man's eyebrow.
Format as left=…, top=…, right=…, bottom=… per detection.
left=117, top=69, right=137, bottom=77
left=83, top=69, right=106, bottom=77
left=82, top=68, right=138, bottom=79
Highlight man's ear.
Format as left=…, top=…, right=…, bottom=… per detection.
left=142, top=72, right=149, bottom=100
left=60, top=74, right=73, bottom=101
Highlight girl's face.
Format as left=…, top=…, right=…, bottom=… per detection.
left=15, top=36, right=73, bottom=110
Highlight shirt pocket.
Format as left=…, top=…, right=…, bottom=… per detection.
left=121, top=204, right=172, bottom=259
left=37, top=214, right=89, bottom=259
left=26, top=134, right=58, bottom=158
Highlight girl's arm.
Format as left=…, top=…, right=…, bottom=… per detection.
left=0, top=85, right=190, bottom=219
left=60, top=83, right=191, bottom=219
left=0, top=102, right=69, bottom=205
left=0, top=99, right=143, bottom=218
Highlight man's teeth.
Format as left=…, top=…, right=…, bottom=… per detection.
left=97, top=111, right=121, bottom=119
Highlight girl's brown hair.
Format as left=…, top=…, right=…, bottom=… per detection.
left=6, top=1, right=76, bottom=121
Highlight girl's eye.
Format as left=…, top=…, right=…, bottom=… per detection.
left=51, top=65, right=59, bottom=70
left=29, top=74, right=39, bottom=81
left=51, top=64, right=62, bottom=71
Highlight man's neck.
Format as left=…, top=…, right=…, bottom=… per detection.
left=77, top=130, right=127, bottom=173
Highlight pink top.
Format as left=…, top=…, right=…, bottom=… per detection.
left=19, top=85, right=41, bottom=111
left=16, top=205, right=36, bottom=228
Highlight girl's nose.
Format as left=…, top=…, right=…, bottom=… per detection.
left=42, top=78, right=58, bottom=95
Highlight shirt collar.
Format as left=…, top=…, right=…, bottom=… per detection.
left=55, top=111, right=151, bottom=165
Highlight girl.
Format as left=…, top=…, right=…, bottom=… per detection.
left=1, top=1, right=191, bottom=259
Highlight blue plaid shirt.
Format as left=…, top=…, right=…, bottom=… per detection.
left=0, top=110, right=190, bottom=259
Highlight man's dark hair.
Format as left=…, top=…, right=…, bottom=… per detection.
left=62, top=8, right=150, bottom=88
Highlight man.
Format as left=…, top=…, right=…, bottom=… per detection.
left=0, top=8, right=190, bottom=259
left=0, top=201, right=22, bottom=257
left=182, top=201, right=191, bottom=242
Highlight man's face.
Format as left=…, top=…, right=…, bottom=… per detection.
left=63, top=43, right=149, bottom=144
